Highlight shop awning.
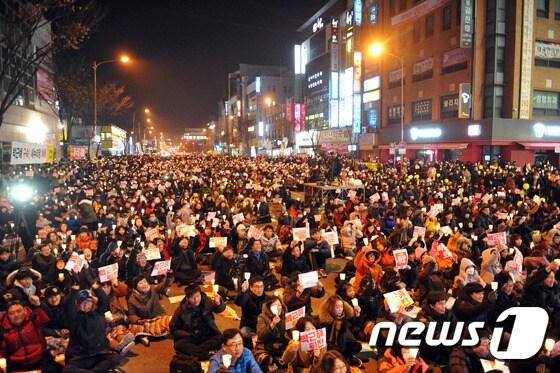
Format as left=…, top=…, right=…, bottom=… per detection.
left=379, top=143, right=469, bottom=150
left=518, top=142, right=560, bottom=150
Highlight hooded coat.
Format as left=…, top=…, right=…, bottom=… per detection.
left=353, top=246, right=383, bottom=290
left=255, top=299, right=289, bottom=358
left=318, top=299, right=358, bottom=353
left=453, top=258, right=485, bottom=289
left=479, top=248, right=502, bottom=284
left=170, top=292, right=225, bottom=343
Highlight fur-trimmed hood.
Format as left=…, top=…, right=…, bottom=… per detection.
left=318, top=298, right=355, bottom=325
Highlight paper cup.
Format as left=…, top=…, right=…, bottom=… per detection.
left=351, top=298, right=359, bottom=307
left=233, top=278, right=238, bottom=288
left=222, top=354, right=232, bottom=368
left=545, top=338, right=555, bottom=352
left=491, top=282, right=498, bottom=291
left=117, top=240, right=122, bottom=247
left=271, top=305, right=280, bottom=316
left=488, top=225, right=493, bottom=231
left=363, top=238, right=369, bottom=246
left=58, top=273, right=64, bottom=281
left=244, top=272, right=251, bottom=280
left=292, top=330, right=300, bottom=341
left=339, top=273, right=346, bottom=281
left=61, top=244, right=66, bottom=250
left=104, top=311, right=113, bottom=321
left=71, top=235, right=76, bottom=241
left=112, top=224, right=116, bottom=230
left=0, top=358, right=6, bottom=371
left=36, top=238, right=41, bottom=245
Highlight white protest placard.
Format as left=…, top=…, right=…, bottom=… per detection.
left=209, top=236, right=228, bottom=248
left=348, top=190, right=357, bottom=199
left=143, top=245, right=162, bottom=261
left=248, top=226, right=263, bottom=240
left=206, top=212, right=216, bottom=221
left=293, top=227, right=310, bottom=242
left=487, top=232, right=507, bottom=247
left=533, top=195, right=542, bottom=205
left=440, top=226, right=453, bottom=236
left=285, top=306, right=306, bottom=330
left=370, top=193, right=380, bottom=203
left=451, top=198, right=460, bottom=206
left=65, top=253, right=85, bottom=273
left=393, top=249, right=409, bottom=270
left=232, top=213, right=245, bottom=225
left=322, top=231, right=339, bottom=246
left=381, top=192, right=389, bottom=202
left=497, top=191, right=506, bottom=198
left=413, top=226, right=426, bottom=239
left=212, top=218, right=220, bottom=228
left=298, top=270, right=319, bottom=289
left=145, top=227, right=159, bottom=241
left=98, top=263, right=119, bottom=283
left=151, top=260, right=171, bottom=276
left=176, top=224, right=196, bottom=237
left=383, top=288, right=414, bottom=313
left=314, top=214, right=322, bottom=223
left=300, top=327, right=327, bottom=352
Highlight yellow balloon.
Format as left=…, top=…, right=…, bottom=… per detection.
left=479, top=165, right=484, bottom=170
left=444, top=178, right=449, bottom=184
left=414, top=174, right=419, bottom=179
left=517, top=201, right=523, bottom=207
left=523, top=183, right=530, bottom=191
left=436, top=173, right=441, bottom=178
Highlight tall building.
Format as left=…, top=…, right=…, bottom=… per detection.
left=296, top=0, right=560, bottom=165
left=225, top=64, right=293, bottom=156
left=0, top=1, right=61, bottom=166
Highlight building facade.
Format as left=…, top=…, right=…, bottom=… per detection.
left=295, top=0, right=560, bottom=165
left=0, top=1, right=61, bottom=166
left=224, top=64, right=294, bottom=155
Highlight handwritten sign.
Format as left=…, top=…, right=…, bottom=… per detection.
left=143, top=245, right=161, bottom=261
left=300, top=327, right=327, bottom=352
left=285, top=306, right=306, bottom=330
left=487, top=232, right=507, bottom=247
left=145, top=227, right=159, bottom=241
left=413, top=226, right=426, bottom=239
left=232, top=213, right=245, bottom=225
left=65, top=253, right=85, bottom=273
left=293, top=227, right=310, bottom=242
left=383, top=288, right=414, bottom=313
left=393, top=249, right=409, bottom=270
left=98, top=263, right=119, bottom=283
left=298, top=271, right=319, bottom=289
left=381, top=192, right=389, bottom=202
left=209, top=236, right=228, bottom=248
left=151, top=260, right=171, bottom=276
left=206, top=212, right=216, bottom=221
left=176, top=224, right=196, bottom=237
left=348, top=190, right=357, bottom=199
left=322, top=231, right=339, bottom=246
left=248, top=226, right=263, bottom=240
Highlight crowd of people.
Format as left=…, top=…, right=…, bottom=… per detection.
left=0, top=153, right=559, bottom=373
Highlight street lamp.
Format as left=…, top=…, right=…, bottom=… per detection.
left=92, top=54, right=130, bottom=156
left=369, top=42, right=404, bottom=144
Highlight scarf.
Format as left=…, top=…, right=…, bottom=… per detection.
left=15, top=280, right=36, bottom=297
left=328, top=312, right=345, bottom=346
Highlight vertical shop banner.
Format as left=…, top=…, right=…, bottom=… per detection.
left=353, top=51, right=362, bottom=93
left=460, top=0, right=474, bottom=48
left=286, top=98, right=294, bottom=124
left=36, top=69, right=55, bottom=102
left=69, top=145, right=88, bottom=160
left=459, top=83, right=472, bottom=118
left=519, top=0, right=534, bottom=119
left=294, top=103, right=302, bottom=132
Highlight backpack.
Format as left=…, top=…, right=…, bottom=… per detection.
left=169, top=353, right=203, bottom=373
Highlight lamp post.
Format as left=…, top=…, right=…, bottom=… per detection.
left=369, top=43, right=404, bottom=144
left=92, top=55, right=130, bottom=157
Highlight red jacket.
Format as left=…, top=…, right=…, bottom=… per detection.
left=0, top=307, right=49, bottom=366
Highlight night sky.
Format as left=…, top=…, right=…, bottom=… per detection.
left=81, top=0, right=326, bottom=137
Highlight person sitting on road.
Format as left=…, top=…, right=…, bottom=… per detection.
left=207, top=328, right=263, bottom=373
left=170, top=283, right=226, bottom=361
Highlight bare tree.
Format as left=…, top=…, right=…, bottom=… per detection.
left=0, top=0, right=99, bottom=128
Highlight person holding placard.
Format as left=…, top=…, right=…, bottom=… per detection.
left=281, top=241, right=311, bottom=277
left=207, top=328, right=262, bottom=373
left=246, top=240, right=277, bottom=291
left=280, top=317, right=326, bottom=373
left=254, top=296, right=289, bottom=372
left=282, top=273, right=324, bottom=314
left=318, top=295, right=363, bottom=367
left=353, top=244, right=383, bottom=292
left=303, top=229, right=331, bottom=278
left=235, top=276, right=270, bottom=333
left=210, top=246, right=236, bottom=294
left=417, top=291, right=455, bottom=367
left=170, top=237, right=201, bottom=286
left=377, top=343, right=430, bottom=373
left=260, top=225, right=282, bottom=258
left=125, top=250, right=153, bottom=288
left=170, top=284, right=226, bottom=361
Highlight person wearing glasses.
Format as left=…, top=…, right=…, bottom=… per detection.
left=208, top=328, right=262, bottom=373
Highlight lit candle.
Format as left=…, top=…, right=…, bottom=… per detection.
left=244, top=272, right=250, bottom=280
left=212, top=284, right=219, bottom=293
left=339, top=273, right=346, bottom=281
left=58, top=273, right=64, bottom=281
left=222, top=354, right=232, bottom=368
left=292, top=330, right=300, bottom=341
left=545, top=338, right=555, bottom=352
left=351, top=298, right=359, bottom=307
left=491, top=282, right=498, bottom=291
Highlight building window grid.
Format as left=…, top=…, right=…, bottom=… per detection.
left=442, top=5, right=452, bottom=31
left=412, top=99, right=433, bottom=121
left=537, top=0, right=549, bottom=18
left=556, top=0, right=560, bottom=19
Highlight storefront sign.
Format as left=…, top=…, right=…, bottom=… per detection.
left=533, top=123, right=560, bottom=138
left=317, top=127, right=352, bottom=144
left=460, top=0, right=474, bottom=48
left=329, top=99, right=339, bottom=128
left=362, top=90, right=380, bottom=103
left=389, top=68, right=403, bottom=83
left=535, top=40, right=560, bottom=60
left=10, top=142, right=54, bottom=165
left=286, top=98, right=294, bottom=123
left=391, top=0, right=450, bottom=27
left=354, top=0, right=362, bottom=26
left=363, top=76, right=380, bottom=92
left=442, top=48, right=468, bottom=68
left=369, top=3, right=378, bottom=25
left=412, top=58, right=433, bottom=81
left=353, top=93, right=362, bottom=134
left=313, top=17, right=324, bottom=33
left=459, top=83, right=472, bottom=118
left=353, top=51, right=362, bottom=93
left=69, top=145, right=88, bottom=160
left=294, top=103, right=305, bottom=132
left=410, top=127, right=442, bottom=141
left=519, top=0, right=534, bottom=119
left=331, top=18, right=339, bottom=44
left=295, top=131, right=314, bottom=147
left=533, top=91, right=559, bottom=109
left=467, top=124, right=481, bottom=137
